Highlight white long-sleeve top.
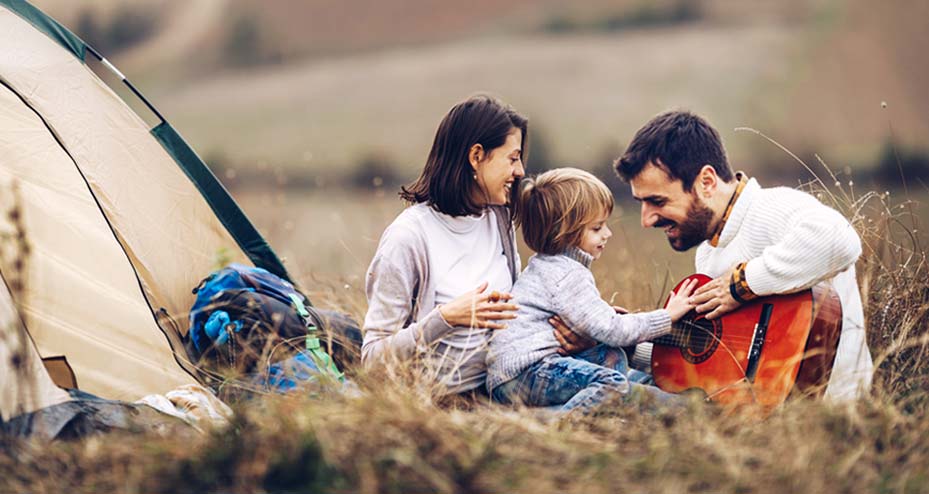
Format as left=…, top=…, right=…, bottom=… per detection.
left=694, top=177, right=873, bottom=401
left=361, top=203, right=519, bottom=394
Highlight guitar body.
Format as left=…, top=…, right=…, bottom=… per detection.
left=651, top=274, right=842, bottom=411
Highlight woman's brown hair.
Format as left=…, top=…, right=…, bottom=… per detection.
left=400, top=95, right=528, bottom=216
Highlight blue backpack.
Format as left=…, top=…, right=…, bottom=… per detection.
left=186, top=264, right=342, bottom=381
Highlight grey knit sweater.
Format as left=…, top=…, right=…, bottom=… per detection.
left=485, top=247, right=672, bottom=392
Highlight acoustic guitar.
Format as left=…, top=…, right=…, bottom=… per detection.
left=648, top=274, right=842, bottom=411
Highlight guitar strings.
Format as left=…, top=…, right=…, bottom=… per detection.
left=656, top=319, right=761, bottom=405
left=664, top=319, right=767, bottom=345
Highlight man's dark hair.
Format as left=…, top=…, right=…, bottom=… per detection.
left=615, top=110, right=733, bottom=190
left=401, top=94, right=528, bottom=216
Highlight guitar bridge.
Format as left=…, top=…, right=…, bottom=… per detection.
left=745, top=303, right=774, bottom=382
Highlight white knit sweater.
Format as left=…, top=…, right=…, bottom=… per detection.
left=694, top=177, right=873, bottom=401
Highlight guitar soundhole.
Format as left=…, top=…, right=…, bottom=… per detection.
left=679, top=317, right=722, bottom=364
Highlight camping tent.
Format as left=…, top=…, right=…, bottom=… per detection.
left=0, top=0, right=292, bottom=405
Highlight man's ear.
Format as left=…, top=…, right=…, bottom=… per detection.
left=697, top=165, right=718, bottom=198
left=469, top=144, right=485, bottom=170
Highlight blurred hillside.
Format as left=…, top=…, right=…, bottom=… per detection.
left=32, top=0, right=929, bottom=189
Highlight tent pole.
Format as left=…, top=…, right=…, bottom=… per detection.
left=84, top=45, right=166, bottom=125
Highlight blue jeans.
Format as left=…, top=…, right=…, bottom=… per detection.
left=491, top=345, right=681, bottom=414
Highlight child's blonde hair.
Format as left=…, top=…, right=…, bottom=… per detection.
left=517, top=167, right=614, bottom=255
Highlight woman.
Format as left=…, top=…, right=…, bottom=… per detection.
left=361, top=95, right=527, bottom=394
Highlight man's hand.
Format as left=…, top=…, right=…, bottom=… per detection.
left=551, top=316, right=597, bottom=355
left=691, top=275, right=740, bottom=320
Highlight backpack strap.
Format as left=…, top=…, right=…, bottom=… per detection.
left=287, top=293, right=343, bottom=381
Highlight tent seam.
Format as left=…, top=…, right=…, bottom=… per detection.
left=0, top=77, right=201, bottom=385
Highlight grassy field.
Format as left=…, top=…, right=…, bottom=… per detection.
left=4, top=1, right=929, bottom=492
left=149, top=23, right=803, bottom=179
left=32, top=0, right=929, bottom=182
left=3, top=176, right=928, bottom=493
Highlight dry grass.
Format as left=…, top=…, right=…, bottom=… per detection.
left=2, top=369, right=927, bottom=493
left=3, top=153, right=929, bottom=493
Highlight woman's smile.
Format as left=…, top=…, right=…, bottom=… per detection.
left=475, top=129, right=524, bottom=207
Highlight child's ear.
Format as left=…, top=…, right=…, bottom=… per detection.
left=697, top=165, right=718, bottom=198
left=469, top=144, right=485, bottom=170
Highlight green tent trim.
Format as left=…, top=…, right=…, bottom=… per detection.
left=1, top=0, right=292, bottom=283
left=152, top=123, right=290, bottom=280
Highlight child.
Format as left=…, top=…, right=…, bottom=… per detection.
left=485, top=168, right=697, bottom=414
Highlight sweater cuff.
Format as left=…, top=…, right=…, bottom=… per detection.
left=417, top=307, right=455, bottom=346
left=642, top=309, right=673, bottom=341
left=631, top=342, right=654, bottom=373
left=729, top=262, right=758, bottom=303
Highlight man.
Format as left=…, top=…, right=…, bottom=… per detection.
left=612, top=110, right=873, bottom=401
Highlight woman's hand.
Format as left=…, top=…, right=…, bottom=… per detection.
left=665, top=278, right=698, bottom=322
left=438, top=281, right=518, bottom=329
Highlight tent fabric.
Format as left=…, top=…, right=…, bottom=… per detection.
left=0, top=0, right=85, bottom=60
left=0, top=275, right=71, bottom=422
left=152, top=123, right=289, bottom=280
left=1, top=389, right=185, bottom=441
left=0, top=76, right=199, bottom=399
left=0, top=2, right=290, bottom=403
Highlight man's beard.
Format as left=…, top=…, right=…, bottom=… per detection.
left=654, top=197, right=714, bottom=252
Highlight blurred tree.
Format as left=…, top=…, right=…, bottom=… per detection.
left=224, top=12, right=283, bottom=66
left=74, top=6, right=160, bottom=55
left=525, top=127, right=556, bottom=175
left=352, top=152, right=402, bottom=190
left=875, top=140, right=929, bottom=187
